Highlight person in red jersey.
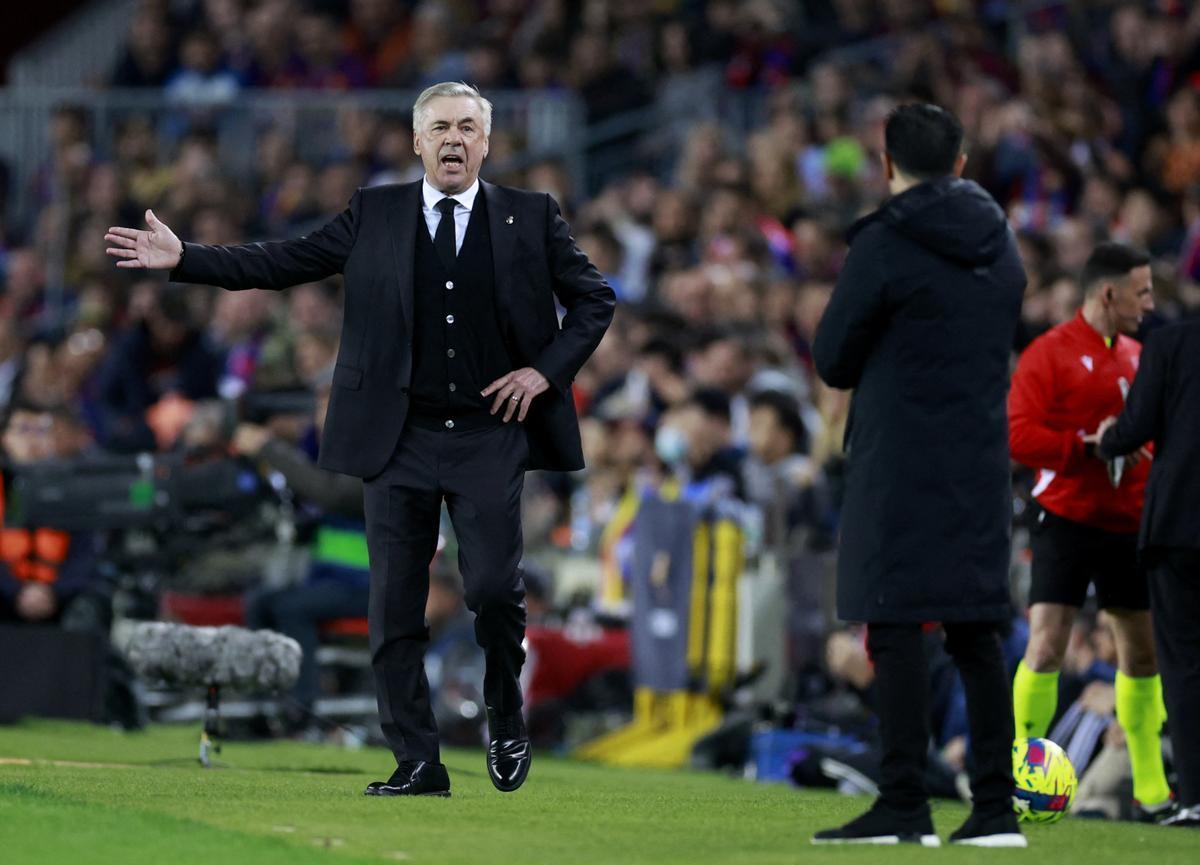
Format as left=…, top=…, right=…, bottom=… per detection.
left=1009, top=242, right=1173, bottom=820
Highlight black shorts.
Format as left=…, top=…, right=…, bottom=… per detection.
left=1028, top=505, right=1149, bottom=611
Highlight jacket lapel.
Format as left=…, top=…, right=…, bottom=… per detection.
left=481, top=180, right=514, bottom=324
left=386, top=181, right=421, bottom=339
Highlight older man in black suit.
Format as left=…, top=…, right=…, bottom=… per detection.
left=106, top=82, right=615, bottom=796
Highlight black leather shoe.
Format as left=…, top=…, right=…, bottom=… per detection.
left=486, top=708, right=531, bottom=793
left=364, top=761, right=450, bottom=797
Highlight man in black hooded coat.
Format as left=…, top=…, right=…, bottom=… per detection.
left=811, top=104, right=1027, bottom=848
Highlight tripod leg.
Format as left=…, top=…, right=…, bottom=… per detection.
left=199, top=684, right=221, bottom=768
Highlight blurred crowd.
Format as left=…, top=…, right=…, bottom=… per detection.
left=2, top=0, right=1200, bottom=776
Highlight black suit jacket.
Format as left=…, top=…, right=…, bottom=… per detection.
left=171, top=180, right=615, bottom=477
left=1098, top=318, right=1200, bottom=552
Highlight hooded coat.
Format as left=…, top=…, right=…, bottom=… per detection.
left=813, top=177, right=1026, bottom=623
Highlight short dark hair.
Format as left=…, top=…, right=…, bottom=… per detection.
left=1080, top=242, right=1151, bottom=295
left=884, top=103, right=964, bottom=180
left=750, top=389, right=809, bottom=455
left=640, top=337, right=684, bottom=373
left=686, top=387, right=732, bottom=424
left=692, top=325, right=750, bottom=357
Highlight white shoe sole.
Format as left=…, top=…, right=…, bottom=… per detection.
left=812, top=835, right=941, bottom=847
left=953, top=833, right=1028, bottom=848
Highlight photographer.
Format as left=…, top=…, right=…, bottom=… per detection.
left=235, top=381, right=367, bottom=731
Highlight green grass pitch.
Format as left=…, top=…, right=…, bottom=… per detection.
left=0, top=720, right=1194, bottom=864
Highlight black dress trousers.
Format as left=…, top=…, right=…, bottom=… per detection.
left=1146, top=548, right=1200, bottom=808
left=363, top=418, right=529, bottom=764
left=867, top=621, right=1014, bottom=817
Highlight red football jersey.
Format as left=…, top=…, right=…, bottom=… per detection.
left=1009, top=310, right=1148, bottom=533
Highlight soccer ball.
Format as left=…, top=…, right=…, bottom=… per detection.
left=1012, top=737, right=1077, bottom=823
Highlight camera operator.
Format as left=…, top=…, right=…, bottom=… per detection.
left=0, top=403, right=109, bottom=632
left=235, top=381, right=368, bottom=732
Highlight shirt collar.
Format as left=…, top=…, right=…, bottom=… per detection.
left=422, top=176, right=479, bottom=213
left=1072, top=308, right=1118, bottom=352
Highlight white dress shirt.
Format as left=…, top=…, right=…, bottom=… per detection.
left=421, top=176, right=479, bottom=255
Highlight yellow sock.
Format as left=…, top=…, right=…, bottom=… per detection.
left=1013, top=660, right=1059, bottom=738
left=1115, top=671, right=1172, bottom=807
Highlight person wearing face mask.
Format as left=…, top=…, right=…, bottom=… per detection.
left=1009, top=243, right=1173, bottom=823
left=104, top=82, right=615, bottom=798
left=654, top=388, right=745, bottom=503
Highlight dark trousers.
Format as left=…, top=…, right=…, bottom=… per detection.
left=364, top=420, right=528, bottom=765
left=1146, top=548, right=1200, bottom=807
left=244, top=579, right=369, bottom=710
left=867, top=621, right=1014, bottom=816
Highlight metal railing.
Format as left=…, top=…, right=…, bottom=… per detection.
left=0, top=79, right=780, bottom=224
left=0, top=81, right=785, bottom=330
left=0, top=73, right=814, bottom=331
left=0, top=86, right=589, bottom=226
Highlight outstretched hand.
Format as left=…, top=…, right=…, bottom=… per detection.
left=482, top=367, right=550, bottom=423
left=105, top=209, right=183, bottom=270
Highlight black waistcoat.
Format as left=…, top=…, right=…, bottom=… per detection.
left=410, top=189, right=513, bottom=416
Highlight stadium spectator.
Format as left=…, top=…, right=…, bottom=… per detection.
left=341, top=0, right=413, bottom=86
left=164, top=29, right=241, bottom=105
left=742, top=388, right=830, bottom=546
left=292, top=9, right=370, bottom=90
left=208, top=288, right=290, bottom=396
left=655, top=388, right=744, bottom=502
left=110, top=5, right=174, bottom=88
left=0, top=403, right=108, bottom=632
left=95, top=288, right=223, bottom=452
left=0, top=319, right=24, bottom=412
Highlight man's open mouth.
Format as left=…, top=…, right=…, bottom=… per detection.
left=441, top=154, right=464, bottom=166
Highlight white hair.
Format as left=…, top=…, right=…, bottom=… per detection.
left=412, top=82, right=493, bottom=136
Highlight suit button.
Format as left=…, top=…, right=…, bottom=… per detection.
left=445, top=419, right=455, bottom=429
left=445, top=281, right=454, bottom=289
left=446, top=314, right=455, bottom=324
left=447, top=348, right=455, bottom=357
left=448, top=383, right=456, bottom=392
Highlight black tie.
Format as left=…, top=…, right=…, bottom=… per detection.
left=434, top=197, right=458, bottom=269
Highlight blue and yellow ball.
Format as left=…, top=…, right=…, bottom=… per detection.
left=1012, top=737, right=1077, bottom=823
